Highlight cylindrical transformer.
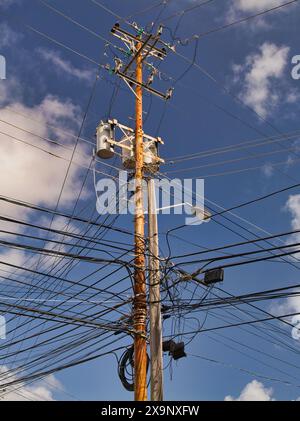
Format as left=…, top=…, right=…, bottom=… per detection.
left=122, top=138, right=159, bottom=173
left=96, top=121, right=115, bottom=159
left=144, top=142, right=159, bottom=172
left=121, top=136, right=135, bottom=170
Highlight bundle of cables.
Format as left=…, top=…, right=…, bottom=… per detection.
left=118, top=346, right=150, bottom=392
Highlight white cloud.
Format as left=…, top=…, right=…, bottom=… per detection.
left=0, top=77, right=91, bottom=270
left=225, top=380, right=300, bottom=401
left=286, top=91, right=300, bottom=104
left=226, top=0, right=298, bottom=31
left=0, top=77, right=22, bottom=106
left=232, top=0, right=284, bottom=13
left=0, top=22, right=21, bottom=49
left=225, top=380, right=274, bottom=401
left=262, top=162, right=274, bottom=178
left=0, top=97, right=87, bottom=206
left=38, top=49, right=94, bottom=83
left=232, top=42, right=290, bottom=118
left=0, top=366, right=62, bottom=400
left=286, top=195, right=300, bottom=234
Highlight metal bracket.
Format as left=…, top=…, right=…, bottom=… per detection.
left=108, top=23, right=173, bottom=101
left=116, top=70, right=169, bottom=100
left=111, top=23, right=167, bottom=60
left=103, top=119, right=165, bottom=163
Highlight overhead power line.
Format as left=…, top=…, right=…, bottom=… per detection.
left=191, top=0, right=299, bottom=40
left=166, top=311, right=300, bottom=336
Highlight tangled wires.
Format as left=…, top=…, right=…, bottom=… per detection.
left=118, top=346, right=134, bottom=391
left=118, top=346, right=150, bottom=392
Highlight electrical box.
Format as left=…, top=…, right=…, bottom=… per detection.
left=171, top=342, right=186, bottom=361
left=204, top=268, right=224, bottom=286
left=163, top=340, right=186, bottom=361
left=96, top=121, right=115, bottom=159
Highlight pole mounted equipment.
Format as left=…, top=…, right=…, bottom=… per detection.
left=95, top=119, right=164, bottom=173
left=163, top=340, right=187, bottom=361
left=109, top=23, right=173, bottom=100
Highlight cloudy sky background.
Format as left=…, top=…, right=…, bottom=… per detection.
left=1, top=0, right=300, bottom=400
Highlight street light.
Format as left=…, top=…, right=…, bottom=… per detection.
left=156, top=202, right=211, bottom=223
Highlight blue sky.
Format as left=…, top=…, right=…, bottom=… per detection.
left=1, top=0, right=300, bottom=401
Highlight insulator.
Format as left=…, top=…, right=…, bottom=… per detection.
left=166, top=87, right=174, bottom=100
left=147, top=74, right=154, bottom=85
left=114, top=58, right=123, bottom=73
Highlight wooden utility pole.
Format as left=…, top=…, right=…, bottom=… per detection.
left=148, top=178, right=163, bottom=401
left=108, top=23, right=172, bottom=400
left=133, top=41, right=147, bottom=401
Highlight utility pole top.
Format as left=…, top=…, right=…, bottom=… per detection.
left=109, top=22, right=174, bottom=100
